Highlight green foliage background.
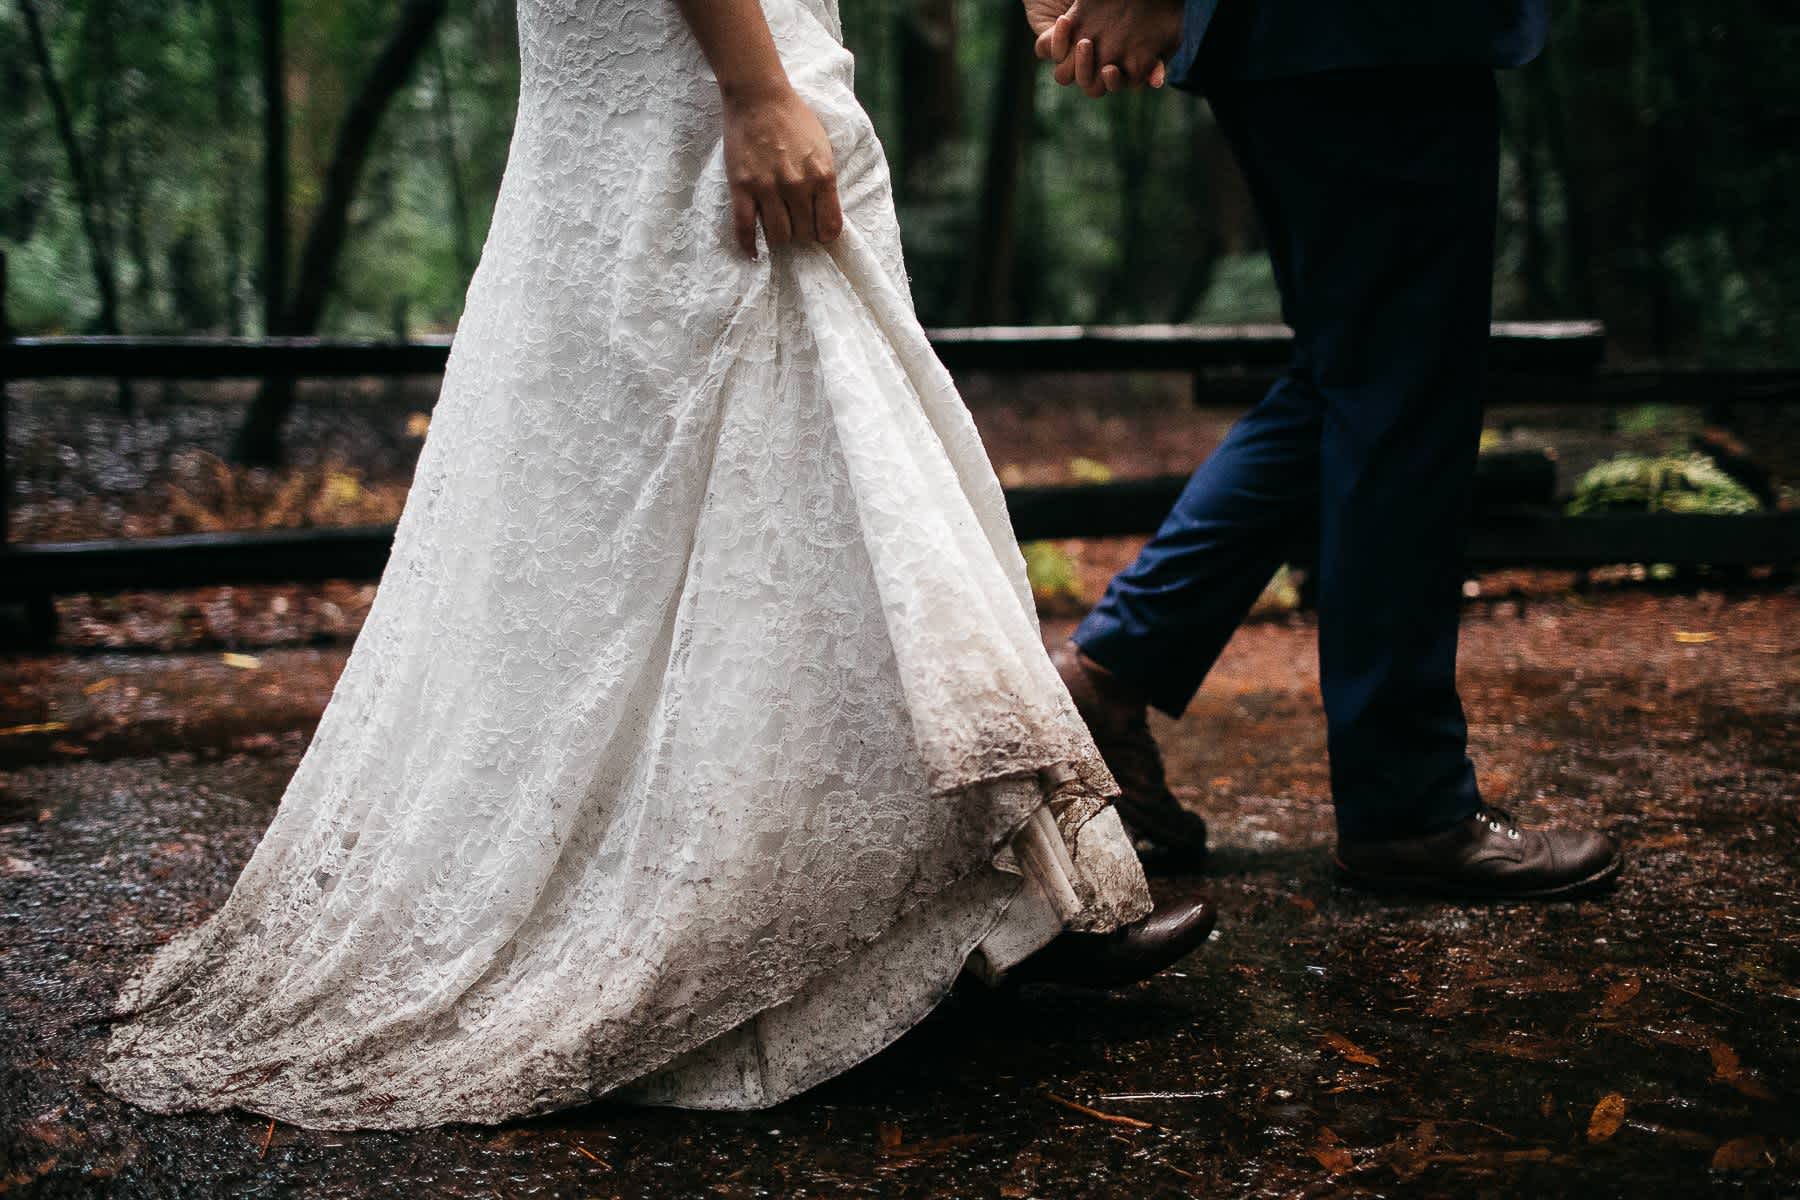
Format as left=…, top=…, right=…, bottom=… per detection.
left=3, top=0, right=1795, bottom=363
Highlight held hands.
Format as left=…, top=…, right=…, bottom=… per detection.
left=1023, top=0, right=1183, bottom=97
left=722, top=82, right=845, bottom=258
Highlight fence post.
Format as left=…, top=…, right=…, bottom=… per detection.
left=0, top=249, right=59, bottom=647
left=1, top=247, right=10, bottom=551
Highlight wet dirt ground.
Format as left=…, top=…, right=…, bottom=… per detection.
left=2, top=589, right=1796, bottom=1197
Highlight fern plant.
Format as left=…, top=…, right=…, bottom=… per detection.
left=1567, top=453, right=1763, bottom=516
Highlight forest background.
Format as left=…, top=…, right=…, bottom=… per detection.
left=3, top=0, right=1795, bottom=366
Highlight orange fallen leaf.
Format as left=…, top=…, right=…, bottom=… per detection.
left=1708, top=1041, right=1776, bottom=1101
left=1320, top=1032, right=1380, bottom=1067
left=1309, top=1127, right=1354, bottom=1175
left=1673, top=631, right=1717, bottom=644
left=0, top=722, right=70, bottom=737
left=1600, top=976, right=1642, bottom=1013
left=1587, top=1093, right=1626, bottom=1142
left=1711, top=1136, right=1771, bottom=1170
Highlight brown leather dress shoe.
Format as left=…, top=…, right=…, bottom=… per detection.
left=1010, top=896, right=1216, bottom=988
left=1052, top=640, right=1210, bottom=867
left=1336, top=806, right=1621, bottom=900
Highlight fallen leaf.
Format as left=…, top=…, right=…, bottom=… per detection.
left=1320, top=1032, right=1381, bottom=1067
left=82, top=678, right=118, bottom=695
left=1711, top=1136, right=1771, bottom=1170
left=1673, top=631, right=1717, bottom=644
left=1587, top=1093, right=1626, bottom=1142
left=1707, top=1041, right=1777, bottom=1101
left=1385, top=1121, right=1438, bottom=1181
left=0, top=722, right=70, bottom=737
left=1600, top=976, right=1643, bottom=1012
left=221, top=652, right=262, bottom=670
left=1309, top=1127, right=1354, bottom=1175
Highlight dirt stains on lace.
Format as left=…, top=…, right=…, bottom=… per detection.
left=1, top=590, right=1797, bottom=1195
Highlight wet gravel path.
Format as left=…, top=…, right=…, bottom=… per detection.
left=1, top=592, right=1796, bottom=1196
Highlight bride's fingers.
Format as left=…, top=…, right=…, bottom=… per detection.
left=1150, top=59, right=1167, bottom=88
left=1051, top=13, right=1074, bottom=63
left=1054, top=53, right=1078, bottom=86
left=815, top=178, right=845, bottom=243
left=1101, top=63, right=1124, bottom=93
left=789, top=182, right=821, bottom=244
left=1035, top=25, right=1055, bottom=60
left=732, top=189, right=759, bottom=258
left=758, top=187, right=793, bottom=248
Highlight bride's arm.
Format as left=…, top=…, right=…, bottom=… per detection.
left=672, top=0, right=844, bottom=257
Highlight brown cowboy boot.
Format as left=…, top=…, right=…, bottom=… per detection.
left=1336, top=806, right=1620, bottom=900
left=1052, top=640, right=1210, bottom=868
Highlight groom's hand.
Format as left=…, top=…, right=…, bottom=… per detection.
left=1041, top=0, right=1182, bottom=97
left=1021, top=0, right=1165, bottom=96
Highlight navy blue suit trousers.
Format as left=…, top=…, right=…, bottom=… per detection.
left=1073, top=65, right=1502, bottom=839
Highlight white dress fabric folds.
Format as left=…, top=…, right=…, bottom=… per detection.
left=98, top=0, right=1151, bottom=1129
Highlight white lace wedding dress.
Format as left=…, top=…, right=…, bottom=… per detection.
left=97, top=0, right=1151, bottom=1130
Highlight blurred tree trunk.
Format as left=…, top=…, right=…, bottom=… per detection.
left=122, top=136, right=155, bottom=319
left=259, top=0, right=289, bottom=337
left=215, top=0, right=247, bottom=335
left=1166, top=113, right=1229, bottom=322
left=234, top=0, right=450, bottom=465
left=961, top=25, right=1036, bottom=324
left=1100, top=94, right=1161, bottom=320
left=1505, top=84, right=1556, bottom=314
left=1631, top=0, right=1676, bottom=356
left=1527, top=49, right=1594, bottom=314
left=895, top=0, right=958, bottom=197
left=432, top=39, right=476, bottom=279
left=20, top=0, right=119, bottom=333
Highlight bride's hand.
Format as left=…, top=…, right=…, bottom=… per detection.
left=722, top=83, right=845, bottom=259
left=1025, top=0, right=1169, bottom=95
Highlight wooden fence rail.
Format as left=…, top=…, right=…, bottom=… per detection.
left=3, top=311, right=1798, bottom=647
